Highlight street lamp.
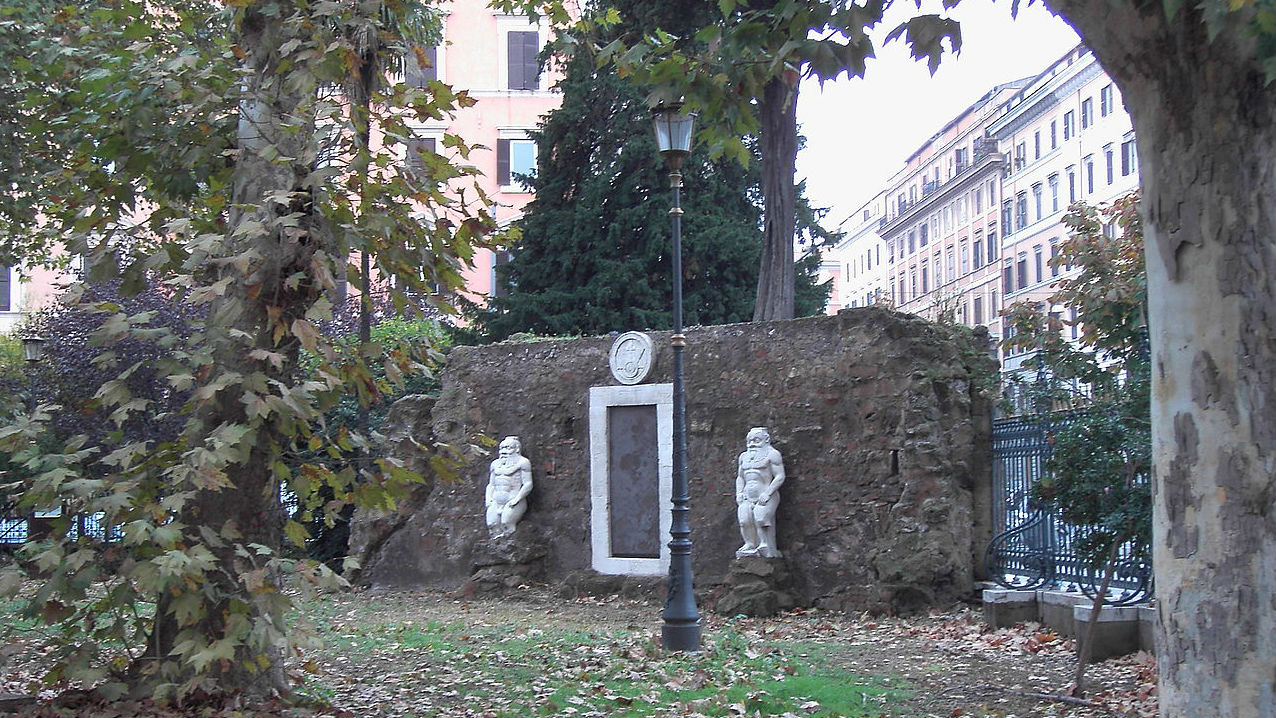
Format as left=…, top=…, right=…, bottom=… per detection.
left=22, top=335, right=45, bottom=364
left=651, top=103, right=701, bottom=652
left=22, top=335, right=44, bottom=414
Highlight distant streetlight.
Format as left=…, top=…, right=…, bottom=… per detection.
left=651, top=103, right=701, bottom=653
left=22, top=335, right=45, bottom=364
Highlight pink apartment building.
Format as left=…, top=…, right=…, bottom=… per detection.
left=406, top=1, right=562, bottom=302
left=877, top=78, right=1031, bottom=328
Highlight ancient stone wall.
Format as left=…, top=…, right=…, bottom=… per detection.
left=351, top=308, right=995, bottom=614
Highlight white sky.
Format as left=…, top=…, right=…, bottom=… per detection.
left=797, top=0, right=1080, bottom=225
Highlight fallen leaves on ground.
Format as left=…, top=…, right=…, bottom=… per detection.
left=2, top=586, right=1158, bottom=717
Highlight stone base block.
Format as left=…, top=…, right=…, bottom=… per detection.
left=1073, top=604, right=1142, bottom=661
left=714, top=556, right=796, bottom=618
left=982, top=589, right=1038, bottom=628
left=1039, top=590, right=1091, bottom=637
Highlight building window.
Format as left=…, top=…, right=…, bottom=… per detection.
left=1100, top=83, right=1114, bottom=117
left=1104, top=144, right=1115, bottom=185
left=1063, top=110, right=1075, bottom=140
left=1003, top=260, right=1014, bottom=295
left=960, top=240, right=969, bottom=276
left=404, top=135, right=437, bottom=182
left=1002, top=200, right=1013, bottom=232
left=1033, top=131, right=1041, bottom=160
left=987, top=227, right=998, bottom=262
left=973, top=234, right=983, bottom=270
left=1015, top=191, right=1028, bottom=230
left=1033, top=245, right=1044, bottom=284
left=0, top=266, right=10, bottom=312
left=908, top=230, right=916, bottom=254
left=491, top=250, right=513, bottom=297
left=1050, top=120, right=1058, bottom=150
left=920, top=223, right=929, bottom=247
left=946, top=246, right=955, bottom=282
left=1050, top=241, right=1061, bottom=277
left=1017, top=252, right=1028, bottom=290
left=1032, top=183, right=1044, bottom=221
left=974, top=186, right=983, bottom=214
left=498, top=137, right=536, bottom=190
left=921, top=265, right=929, bottom=294
left=899, top=278, right=905, bottom=304
left=1121, top=136, right=1138, bottom=176
left=405, top=45, right=438, bottom=86
left=1084, top=154, right=1095, bottom=194
left=1067, top=165, right=1077, bottom=203
left=1048, top=173, right=1060, bottom=213
left=1014, top=141, right=1026, bottom=172
left=1081, top=97, right=1094, bottom=129
left=507, top=30, right=541, bottom=90
left=987, top=179, right=997, bottom=206
left=911, top=269, right=918, bottom=298
left=1071, top=307, right=1080, bottom=339
left=973, top=296, right=983, bottom=325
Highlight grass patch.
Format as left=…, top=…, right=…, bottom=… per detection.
left=286, top=594, right=909, bottom=717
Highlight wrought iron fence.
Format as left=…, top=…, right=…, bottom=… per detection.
left=984, top=410, right=1153, bottom=605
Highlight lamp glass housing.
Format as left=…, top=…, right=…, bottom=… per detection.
left=22, top=336, right=44, bottom=363
left=651, top=106, right=696, bottom=162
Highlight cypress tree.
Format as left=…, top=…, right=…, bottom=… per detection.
left=476, top=4, right=830, bottom=342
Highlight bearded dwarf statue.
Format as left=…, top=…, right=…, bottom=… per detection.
left=485, top=436, right=533, bottom=538
left=734, top=427, right=786, bottom=558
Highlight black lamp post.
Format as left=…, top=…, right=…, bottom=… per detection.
left=651, top=103, right=701, bottom=652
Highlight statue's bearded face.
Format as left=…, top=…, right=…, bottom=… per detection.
left=746, top=429, right=769, bottom=449
left=499, top=438, right=519, bottom=457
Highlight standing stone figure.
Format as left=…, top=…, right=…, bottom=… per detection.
left=486, top=436, right=533, bottom=538
left=735, top=427, right=786, bottom=558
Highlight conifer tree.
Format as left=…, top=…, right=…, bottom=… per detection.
left=477, top=11, right=831, bottom=341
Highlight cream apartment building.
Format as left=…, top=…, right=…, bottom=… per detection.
left=987, top=44, right=1138, bottom=375
left=822, top=193, right=889, bottom=312
left=826, top=44, right=1139, bottom=383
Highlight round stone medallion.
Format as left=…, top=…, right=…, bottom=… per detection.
left=608, top=331, right=654, bottom=385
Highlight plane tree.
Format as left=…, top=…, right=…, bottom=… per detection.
left=0, top=0, right=486, bottom=702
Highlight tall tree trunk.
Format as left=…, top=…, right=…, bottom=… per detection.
left=136, top=1, right=327, bottom=697
left=752, top=73, right=798, bottom=322
left=1050, top=3, right=1276, bottom=714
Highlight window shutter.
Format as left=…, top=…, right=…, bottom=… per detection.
left=406, top=137, right=436, bottom=178
left=507, top=31, right=539, bottom=90
left=0, top=266, right=9, bottom=312
left=406, top=46, right=437, bottom=87
left=497, top=139, right=511, bottom=185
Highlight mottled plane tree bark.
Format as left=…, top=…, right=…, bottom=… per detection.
left=1043, top=0, right=1276, bottom=713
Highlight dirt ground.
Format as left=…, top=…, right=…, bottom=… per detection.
left=1, top=586, right=1158, bottom=718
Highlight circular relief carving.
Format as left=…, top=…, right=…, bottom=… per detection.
left=608, top=331, right=654, bottom=385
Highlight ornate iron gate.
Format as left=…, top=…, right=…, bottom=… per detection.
left=984, top=410, right=1152, bottom=605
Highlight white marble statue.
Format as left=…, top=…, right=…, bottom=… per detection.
left=486, top=436, right=533, bottom=538
left=735, top=427, right=786, bottom=558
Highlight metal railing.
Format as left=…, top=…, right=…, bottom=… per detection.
left=984, top=410, right=1152, bottom=605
